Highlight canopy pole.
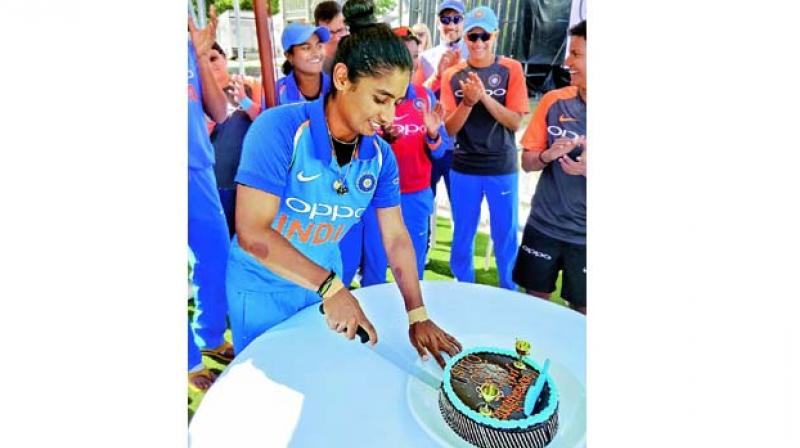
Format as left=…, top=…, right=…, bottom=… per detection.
left=196, top=0, right=207, bottom=28
left=253, top=0, right=277, bottom=108
left=233, top=0, right=245, bottom=76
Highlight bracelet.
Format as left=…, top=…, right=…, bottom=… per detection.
left=323, top=277, right=345, bottom=300
left=407, top=306, right=429, bottom=325
left=239, top=96, right=254, bottom=110
left=425, top=132, right=441, bottom=145
left=317, top=271, right=341, bottom=299
left=538, top=150, right=550, bottom=165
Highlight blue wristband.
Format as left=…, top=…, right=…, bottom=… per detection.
left=425, top=132, right=441, bottom=145
left=239, top=96, right=254, bottom=110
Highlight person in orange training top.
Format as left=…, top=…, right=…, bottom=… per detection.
left=440, top=6, right=529, bottom=290
left=514, top=20, right=587, bottom=314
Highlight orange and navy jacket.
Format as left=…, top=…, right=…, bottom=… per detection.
left=520, top=86, right=586, bottom=244
left=441, top=56, right=529, bottom=175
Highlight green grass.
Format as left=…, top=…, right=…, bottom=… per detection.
left=187, top=216, right=567, bottom=422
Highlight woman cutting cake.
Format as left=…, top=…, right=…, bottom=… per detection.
left=225, top=0, right=462, bottom=367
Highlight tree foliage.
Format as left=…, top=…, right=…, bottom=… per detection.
left=374, top=0, right=397, bottom=17
left=192, top=0, right=281, bottom=17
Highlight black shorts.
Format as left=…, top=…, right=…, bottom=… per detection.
left=512, top=225, right=586, bottom=307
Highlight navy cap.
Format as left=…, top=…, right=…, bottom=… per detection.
left=437, top=0, right=465, bottom=15
left=281, top=22, right=331, bottom=52
left=464, top=6, right=499, bottom=33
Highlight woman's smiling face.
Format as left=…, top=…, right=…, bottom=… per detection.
left=332, top=64, right=410, bottom=137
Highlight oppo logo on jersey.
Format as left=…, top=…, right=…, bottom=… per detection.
left=390, top=123, right=427, bottom=137
left=284, top=197, right=365, bottom=221
left=454, top=88, right=507, bottom=99
left=547, top=125, right=581, bottom=141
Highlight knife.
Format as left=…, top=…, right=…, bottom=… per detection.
left=318, top=304, right=443, bottom=389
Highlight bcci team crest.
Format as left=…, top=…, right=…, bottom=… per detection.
left=488, top=74, right=501, bottom=87
left=413, top=98, right=425, bottom=111
left=357, top=173, right=377, bottom=193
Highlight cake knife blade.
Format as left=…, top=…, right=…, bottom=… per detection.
left=318, top=304, right=442, bottom=389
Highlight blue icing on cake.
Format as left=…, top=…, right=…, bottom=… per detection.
left=438, top=346, right=560, bottom=448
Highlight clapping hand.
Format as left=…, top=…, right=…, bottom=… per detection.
left=422, top=101, right=445, bottom=139
left=437, top=48, right=461, bottom=77
left=458, top=71, right=484, bottom=107
left=230, top=74, right=248, bottom=104
left=558, top=136, right=587, bottom=176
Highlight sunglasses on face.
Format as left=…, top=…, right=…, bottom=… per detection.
left=439, top=15, right=463, bottom=25
left=466, top=31, right=492, bottom=42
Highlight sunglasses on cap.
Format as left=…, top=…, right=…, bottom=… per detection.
left=393, top=26, right=416, bottom=38
left=393, top=26, right=421, bottom=44
left=466, top=31, right=492, bottom=42
left=439, top=15, right=463, bottom=25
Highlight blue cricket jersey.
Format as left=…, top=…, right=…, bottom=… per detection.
left=188, top=40, right=215, bottom=170
left=275, top=71, right=332, bottom=106
left=228, top=97, right=401, bottom=291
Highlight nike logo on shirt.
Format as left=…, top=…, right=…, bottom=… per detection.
left=297, top=171, right=321, bottom=182
left=559, top=114, right=578, bottom=123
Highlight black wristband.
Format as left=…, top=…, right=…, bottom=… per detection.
left=538, top=150, right=550, bottom=165
left=317, top=271, right=336, bottom=298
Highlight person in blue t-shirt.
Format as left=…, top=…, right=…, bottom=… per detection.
left=187, top=8, right=234, bottom=392
left=226, top=0, right=461, bottom=367
left=275, top=23, right=332, bottom=105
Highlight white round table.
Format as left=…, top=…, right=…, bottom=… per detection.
left=189, top=281, right=586, bottom=447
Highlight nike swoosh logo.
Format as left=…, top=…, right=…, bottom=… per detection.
left=394, top=114, right=409, bottom=121
left=559, top=114, right=578, bottom=123
left=500, top=190, right=511, bottom=196
left=297, top=171, right=321, bottom=182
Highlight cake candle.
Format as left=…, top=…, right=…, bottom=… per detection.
left=523, top=358, right=550, bottom=415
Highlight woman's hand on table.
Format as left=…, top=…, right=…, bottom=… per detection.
left=322, top=289, right=378, bottom=345
left=409, top=320, right=463, bottom=368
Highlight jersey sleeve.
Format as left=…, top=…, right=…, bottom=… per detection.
left=439, top=66, right=458, bottom=114
left=370, top=140, right=401, bottom=209
left=520, top=90, right=559, bottom=152
left=235, top=107, right=297, bottom=196
left=502, top=58, right=530, bottom=114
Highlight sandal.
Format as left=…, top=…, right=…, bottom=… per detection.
left=188, top=366, right=218, bottom=392
left=201, top=341, right=235, bottom=363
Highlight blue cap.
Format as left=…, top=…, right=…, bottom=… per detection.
left=464, top=6, right=499, bottom=33
left=437, top=0, right=465, bottom=15
left=281, top=22, right=331, bottom=53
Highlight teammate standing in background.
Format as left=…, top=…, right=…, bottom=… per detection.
left=411, top=23, right=433, bottom=51
left=514, top=20, right=587, bottom=315
left=187, top=7, right=234, bottom=391
left=440, top=6, right=529, bottom=290
left=206, top=42, right=262, bottom=238
left=314, top=1, right=349, bottom=74
left=276, top=23, right=332, bottom=105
